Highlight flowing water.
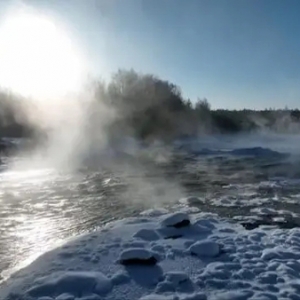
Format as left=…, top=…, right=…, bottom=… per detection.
left=1, top=134, right=300, bottom=282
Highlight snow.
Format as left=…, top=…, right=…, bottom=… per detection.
left=133, top=229, right=160, bottom=241
left=188, top=240, right=220, bottom=257
left=140, top=208, right=169, bottom=217
left=119, top=248, right=157, bottom=265
left=164, top=271, right=190, bottom=285
left=27, top=271, right=112, bottom=297
left=139, top=295, right=177, bottom=300
left=56, top=294, right=75, bottom=300
left=179, top=197, right=204, bottom=206
left=3, top=211, right=300, bottom=299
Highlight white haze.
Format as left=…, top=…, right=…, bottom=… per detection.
left=0, top=4, right=185, bottom=207
left=3, top=4, right=300, bottom=209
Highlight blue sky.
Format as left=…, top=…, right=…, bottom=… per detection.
left=1, top=0, right=300, bottom=109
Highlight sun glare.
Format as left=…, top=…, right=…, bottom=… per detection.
left=0, top=9, right=86, bottom=99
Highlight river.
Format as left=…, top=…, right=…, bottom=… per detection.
left=1, top=134, right=300, bottom=282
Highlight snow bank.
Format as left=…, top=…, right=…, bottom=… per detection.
left=2, top=211, right=300, bottom=299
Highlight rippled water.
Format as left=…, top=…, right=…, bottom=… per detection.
left=1, top=134, right=300, bottom=282
left=0, top=161, right=146, bottom=280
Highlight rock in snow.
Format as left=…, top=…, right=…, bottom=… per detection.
left=188, top=240, right=220, bottom=257
left=119, top=248, right=158, bottom=265
left=161, top=212, right=191, bottom=228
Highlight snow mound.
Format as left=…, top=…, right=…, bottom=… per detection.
left=140, top=208, right=169, bottom=217
left=56, top=293, right=74, bottom=300
left=111, top=271, right=130, bottom=285
left=140, top=293, right=207, bottom=300
left=164, top=271, right=190, bottom=285
left=27, top=271, right=112, bottom=298
left=139, top=294, right=178, bottom=300
left=189, top=240, right=220, bottom=257
left=133, top=229, right=160, bottom=241
left=179, top=196, right=205, bottom=206
left=78, top=295, right=102, bottom=300
left=119, top=248, right=157, bottom=265
left=161, top=212, right=191, bottom=228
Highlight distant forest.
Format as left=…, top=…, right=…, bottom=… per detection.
left=1, top=69, right=300, bottom=141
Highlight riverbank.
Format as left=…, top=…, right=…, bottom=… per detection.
left=1, top=209, right=300, bottom=300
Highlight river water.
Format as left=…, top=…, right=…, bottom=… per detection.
left=1, top=134, right=300, bottom=282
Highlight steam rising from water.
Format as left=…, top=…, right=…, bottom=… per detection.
left=0, top=4, right=185, bottom=207
left=0, top=5, right=106, bottom=168
left=0, top=5, right=93, bottom=166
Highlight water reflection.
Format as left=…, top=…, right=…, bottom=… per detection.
left=3, top=215, right=66, bottom=280
left=0, top=165, right=144, bottom=282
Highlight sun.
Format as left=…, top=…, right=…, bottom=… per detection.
left=0, top=8, right=86, bottom=99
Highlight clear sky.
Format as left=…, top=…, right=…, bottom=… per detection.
left=1, top=0, right=300, bottom=109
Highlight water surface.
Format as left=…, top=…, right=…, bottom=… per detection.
left=1, top=134, right=300, bottom=281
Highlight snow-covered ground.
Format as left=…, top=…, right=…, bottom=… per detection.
left=2, top=209, right=300, bottom=300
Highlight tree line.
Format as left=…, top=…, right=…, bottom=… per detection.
left=1, top=69, right=300, bottom=141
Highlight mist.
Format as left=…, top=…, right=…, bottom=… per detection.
left=2, top=3, right=300, bottom=210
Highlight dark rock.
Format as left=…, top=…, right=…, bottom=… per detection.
left=172, top=219, right=190, bottom=228
left=120, top=256, right=157, bottom=266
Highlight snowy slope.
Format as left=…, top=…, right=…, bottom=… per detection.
left=1, top=210, right=300, bottom=299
